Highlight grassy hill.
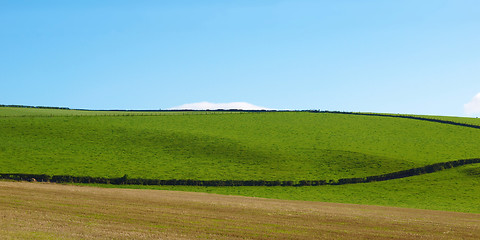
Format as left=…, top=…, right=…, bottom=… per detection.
left=424, top=115, right=480, bottom=126
left=126, top=163, right=479, bottom=213
left=0, top=106, right=226, bottom=117
left=1, top=106, right=480, bottom=212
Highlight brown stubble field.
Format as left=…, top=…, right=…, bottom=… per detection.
left=0, top=181, right=479, bottom=239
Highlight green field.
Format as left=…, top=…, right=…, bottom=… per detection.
left=424, top=115, right=480, bottom=126
left=1, top=107, right=480, bottom=212
left=0, top=106, right=235, bottom=117
left=82, top=163, right=480, bottom=213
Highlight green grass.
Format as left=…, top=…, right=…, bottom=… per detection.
left=80, top=163, right=480, bottom=213
left=0, top=106, right=237, bottom=117
left=424, top=115, right=480, bottom=126
left=1, top=107, right=480, bottom=212
left=1, top=109, right=480, bottom=181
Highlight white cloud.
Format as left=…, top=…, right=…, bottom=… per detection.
left=464, top=92, right=480, bottom=115
left=170, top=101, right=272, bottom=110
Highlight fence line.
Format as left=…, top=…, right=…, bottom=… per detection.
left=311, top=111, right=480, bottom=130
left=2, top=158, right=479, bottom=187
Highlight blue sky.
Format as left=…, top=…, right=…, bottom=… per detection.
left=1, top=0, right=479, bottom=116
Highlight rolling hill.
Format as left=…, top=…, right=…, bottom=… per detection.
left=1, top=106, right=479, bottom=212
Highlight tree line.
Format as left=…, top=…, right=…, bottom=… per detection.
left=0, top=104, right=69, bottom=110
left=1, top=158, right=479, bottom=187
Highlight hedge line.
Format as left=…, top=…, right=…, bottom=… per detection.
left=335, top=158, right=480, bottom=185
left=2, top=158, right=479, bottom=187
left=312, top=111, right=480, bottom=130
left=0, top=104, right=69, bottom=110
left=0, top=104, right=278, bottom=113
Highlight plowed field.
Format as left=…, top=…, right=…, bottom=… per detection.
left=1, top=181, right=479, bottom=239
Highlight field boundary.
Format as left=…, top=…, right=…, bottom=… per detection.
left=2, top=158, right=479, bottom=187
left=313, top=111, right=480, bottom=129
left=3, top=105, right=479, bottom=129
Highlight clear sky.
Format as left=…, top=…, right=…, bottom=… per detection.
left=1, top=0, right=479, bottom=116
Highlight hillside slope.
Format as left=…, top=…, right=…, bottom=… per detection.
left=2, top=107, right=480, bottom=212
left=1, top=109, right=480, bottom=181
left=134, top=162, right=480, bottom=213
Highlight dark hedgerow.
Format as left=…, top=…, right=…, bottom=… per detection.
left=311, top=111, right=480, bottom=130
left=1, top=158, right=479, bottom=187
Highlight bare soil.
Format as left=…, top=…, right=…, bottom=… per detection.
left=1, top=181, right=479, bottom=239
